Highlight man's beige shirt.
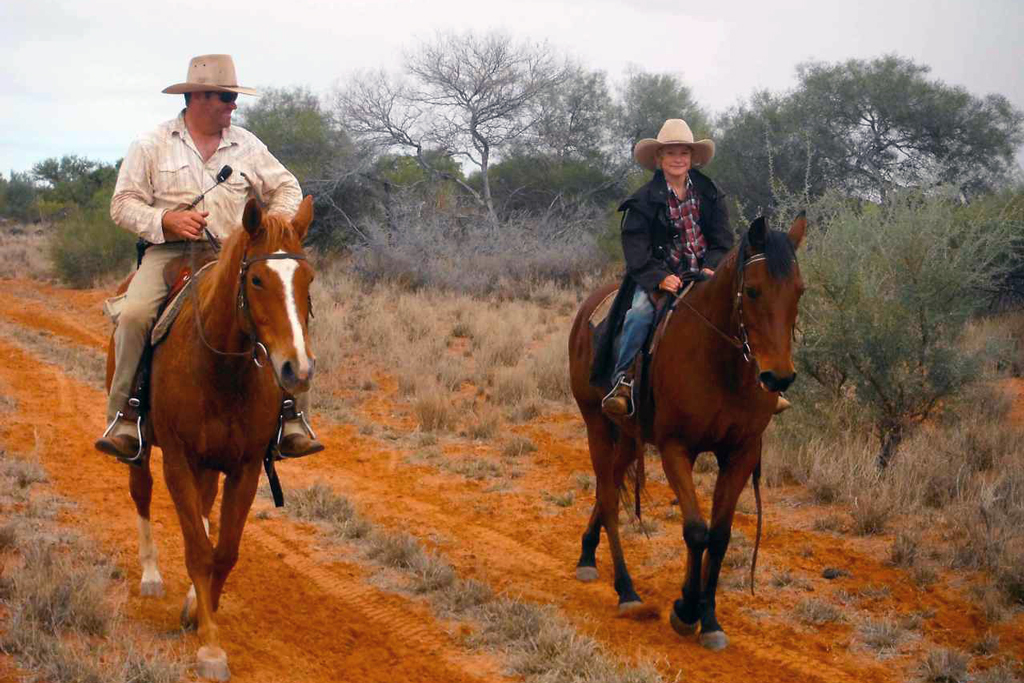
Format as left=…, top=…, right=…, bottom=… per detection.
left=110, top=112, right=302, bottom=244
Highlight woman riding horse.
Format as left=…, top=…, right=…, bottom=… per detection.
left=592, top=118, right=789, bottom=416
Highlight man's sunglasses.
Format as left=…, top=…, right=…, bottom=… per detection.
left=210, top=91, right=238, bottom=104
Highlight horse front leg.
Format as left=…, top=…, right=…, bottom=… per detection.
left=129, top=445, right=164, bottom=597
left=182, top=470, right=220, bottom=626
left=163, top=455, right=228, bottom=681
left=698, top=440, right=762, bottom=652
left=209, top=462, right=261, bottom=612
left=659, top=438, right=706, bottom=637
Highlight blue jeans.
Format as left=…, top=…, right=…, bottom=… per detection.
left=612, top=287, right=655, bottom=379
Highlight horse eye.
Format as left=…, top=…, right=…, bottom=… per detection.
left=252, top=275, right=263, bottom=288
left=745, top=287, right=760, bottom=299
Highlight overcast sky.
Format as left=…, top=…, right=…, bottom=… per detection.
left=3, top=0, right=1022, bottom=176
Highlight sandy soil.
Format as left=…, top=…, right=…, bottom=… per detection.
left=0, top=277, right=1020, bottom=682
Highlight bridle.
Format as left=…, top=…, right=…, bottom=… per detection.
left=190, top=240, right=309, bottom=367
left=672, top=252, right=768, bottom=365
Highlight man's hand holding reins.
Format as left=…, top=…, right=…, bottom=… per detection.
left=162, top=209, right=209, bottom=241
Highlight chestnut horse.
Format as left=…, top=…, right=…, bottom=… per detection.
left=568, top=213, right=806, bottom=651
left=104, top=197, right=316, bottom=680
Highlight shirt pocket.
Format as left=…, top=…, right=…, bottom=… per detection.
left=154, top=156, right=195, bottom=208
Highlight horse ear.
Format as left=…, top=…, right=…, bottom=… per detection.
left=291, top=195, right=314, bottom=241
left=747, top=216, right=767, bottom=252
left=242, top=198, right=263, bottom=237
left=788, top=211, right=807, bottom=250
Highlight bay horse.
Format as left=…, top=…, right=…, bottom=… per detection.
left=568, top=213, right=806, bottom=651
left=104, top=197, right=316, bottom=680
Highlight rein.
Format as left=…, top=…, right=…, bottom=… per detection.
left=671, top=253, right=766, bottom=364
left=189, top=240, right=307, bottom=366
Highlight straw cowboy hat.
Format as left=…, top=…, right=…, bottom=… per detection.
left=633, top=119, right=715, bottom=171
left=162, top=54, right=258, bottom=96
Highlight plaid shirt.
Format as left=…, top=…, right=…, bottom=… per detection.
left=665, top=176, right=706, bottom=274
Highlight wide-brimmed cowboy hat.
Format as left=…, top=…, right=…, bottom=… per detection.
left=633, top=119, right=715, bottom=171
left=162, top=54, right=258, bottom=96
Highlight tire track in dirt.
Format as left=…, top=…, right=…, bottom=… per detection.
left=285, top=443, right=886, bottom=683
left=0, top=337, right=507, bottom=683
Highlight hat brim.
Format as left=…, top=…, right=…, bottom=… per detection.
left=162, top=83, right=259, bottom=95
left=634, top=138, right=715, bottom=171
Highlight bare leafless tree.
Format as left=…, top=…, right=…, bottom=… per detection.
left=336, top=31, right=567, bottom=227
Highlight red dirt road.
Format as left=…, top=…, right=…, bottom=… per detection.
left=0, top=278, right=1020, bottom=682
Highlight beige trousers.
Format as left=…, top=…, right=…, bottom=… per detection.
left=105, top=242, right=311, bottom=433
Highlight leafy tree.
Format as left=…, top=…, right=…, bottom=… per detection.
left=713, top=91, right=821, bottom=216
left=237, top=86, right=351, bottom=184
left=2, top=172, right=39, bottom=222
left=486, top=152, right=621, bottom=218
left=794, top=55, right=1023, bottom=202
left=614, top=68, right=710, bottom=162
left=717, top=55, right=1024, bottom=211
left=528, top=64, right=613, bottom=162
left=31, top=155, right=117, bottom=208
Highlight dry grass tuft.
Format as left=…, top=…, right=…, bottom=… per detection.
left=857, top=616, right=909, bottom=656
left=793, top=598, right=844, bottom=625
left=413, top=387, right=458, bottom=432
left=502, top=436, right=538, bottom=459
left=888, top=531, right=920, bottom=567
left=917, top=648, right=970, bottom=683
left=289, top=483, right=371, bottom=539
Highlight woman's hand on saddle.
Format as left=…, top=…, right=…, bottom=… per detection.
left=701, top=268, right=714, bottom=278
left=659, top=274, right=682, bottom=294
left=162, top=210, right=209, bottom=241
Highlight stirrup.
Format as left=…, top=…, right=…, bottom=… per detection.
left=273, top=398, right=317, bottom=460
left=100, top=404, right=144, bottom=464
left=602, top=375, right=636, bottom=418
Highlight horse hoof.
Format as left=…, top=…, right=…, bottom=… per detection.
left=575, top=566, right=599, bottom=582
left=669, top=608, right=699, bottom=636
left=140, top=580, right=165, bottom=598
left=196, top=646, right=230, bottom=681
left=180, top=595, right=197, bottom=631
left=699, top=630, right=729, bottom=651
left=617, top=600, right=644, bottom=615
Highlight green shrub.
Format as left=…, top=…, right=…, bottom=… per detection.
left=795, top=189, right=1017, bottom=466
left=50, top=205, right=135, bottom=288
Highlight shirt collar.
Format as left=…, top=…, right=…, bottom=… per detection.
left=171, top=110, right=237, bottom=152
left=665, top=173, right=693, bottom=201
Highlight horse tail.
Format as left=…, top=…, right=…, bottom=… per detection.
left=750, top=459, right=763, bottom=596
left=618, top=436, right=648, bottom=536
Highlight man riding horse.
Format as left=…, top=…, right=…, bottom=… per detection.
left=97, top=54, right=323, bottom=463
left=592, top=118, right=790, bottom=417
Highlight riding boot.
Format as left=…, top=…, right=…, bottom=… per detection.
left=95, top=401, right=144, bottom=465
left=774, top=394, right=792, bottom=415
left=601, top=372, right=635, bottom=418
left=277, top=396, right=324, bottom=458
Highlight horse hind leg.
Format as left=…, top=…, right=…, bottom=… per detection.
left=575, top=503, right=601, bottom=582
left=129, top=447, right=164, bottom=598
left=601, top=432, right=644, bottom=613
left=575, top=413, right=611, bottom=583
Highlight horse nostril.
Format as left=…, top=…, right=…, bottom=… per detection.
left=281, top=361, right=296, bottom=385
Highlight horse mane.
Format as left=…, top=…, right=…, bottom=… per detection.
left=201, top=211, right=299, bottom=305
left=737, top=227, right=798, bottom=281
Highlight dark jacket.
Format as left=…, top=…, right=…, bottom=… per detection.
left=590, top=168, right=733, bottom=387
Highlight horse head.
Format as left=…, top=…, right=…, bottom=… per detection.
left=734, top=213, right=806, bottom=394
left=237, top=196, right=316, bottom=394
